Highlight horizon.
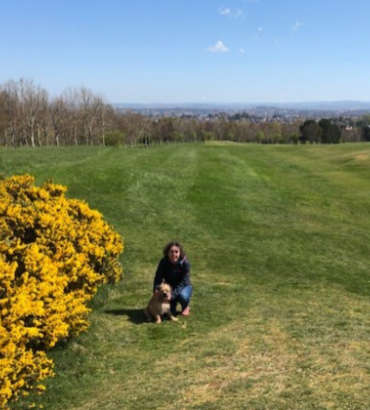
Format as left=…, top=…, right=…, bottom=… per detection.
left=113, top=99, right=370, bottom=106
left=2, top=1, right=370, bottom=103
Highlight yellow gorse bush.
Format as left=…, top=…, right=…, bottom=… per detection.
left=0, top=175, right=123, bottom=408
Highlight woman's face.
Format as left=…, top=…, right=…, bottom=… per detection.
left=168, top=246, right=181, bottom=264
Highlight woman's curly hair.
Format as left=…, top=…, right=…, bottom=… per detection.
left=163, top=241, right=185, bottom=259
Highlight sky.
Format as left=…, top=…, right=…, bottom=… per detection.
left=1, top=0, right=370, bottom=104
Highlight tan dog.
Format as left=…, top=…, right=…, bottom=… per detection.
left=144, top=282, right=178, bottom=323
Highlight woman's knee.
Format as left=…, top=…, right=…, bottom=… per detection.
left=178, top=285, right=192, bottom=304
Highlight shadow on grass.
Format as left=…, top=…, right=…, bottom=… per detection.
left=104, top=308, right=148, bottom=324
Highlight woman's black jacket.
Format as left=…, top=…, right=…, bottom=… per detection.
left=153, top=256, right=191, bottom=299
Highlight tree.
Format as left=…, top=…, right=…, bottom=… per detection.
left=318, top=119, right=341, bottom=143
left=20, top=79, right=48, bottom=147
left=49, top=97, right=67, bottom=146
left=361, top=126, right=370, bottom=142
left=1, top=80, right=21, bottom=145
left=299, top=120, right=322, bottom=144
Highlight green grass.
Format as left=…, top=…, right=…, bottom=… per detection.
left=1, top=142, right=370, bottom=409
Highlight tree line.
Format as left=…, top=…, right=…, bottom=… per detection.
left=1, top=79, right=370, bottom=147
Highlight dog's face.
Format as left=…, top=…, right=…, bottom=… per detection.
left=155, top=283, right=172, bottom=302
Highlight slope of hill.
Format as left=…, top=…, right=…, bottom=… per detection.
left=2, top=143, right=369, bottom=409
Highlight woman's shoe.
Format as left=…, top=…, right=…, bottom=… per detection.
left=181, top=306, right=190, bottom=316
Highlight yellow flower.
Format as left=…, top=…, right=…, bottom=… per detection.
left=0, top=174, right=124, bottom=407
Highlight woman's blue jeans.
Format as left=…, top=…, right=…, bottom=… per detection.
left=171, top=285, right=192, bottom=314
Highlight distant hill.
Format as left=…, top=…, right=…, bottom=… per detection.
left=272, top=101, right=370, bottom=111
left=113, top=101, right=370, bottom=117
left=114, top=101, right=370, bottom=111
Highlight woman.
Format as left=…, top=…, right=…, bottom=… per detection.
left=153, top=241, right=192, bottom=316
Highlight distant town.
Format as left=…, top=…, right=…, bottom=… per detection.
left=115, top=101, right=370, bottom=123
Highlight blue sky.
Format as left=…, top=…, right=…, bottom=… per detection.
left=1, top=0, right=370, bottom=103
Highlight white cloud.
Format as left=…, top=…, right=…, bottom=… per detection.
left=292, top=21, right=303, bottom=31
left=240, top=48, right=246, bottom=55
left=208, top=40, right=229, bottom=53
left=253, top=27, right=263, bottom=39
left=218, top=7, right=243, bottom=18
left=234, top=8, right=243, bottom=18
left=219, top=7, right=231, bottom=16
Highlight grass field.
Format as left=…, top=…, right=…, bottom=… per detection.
left=1, top=142, right=370, bottom=409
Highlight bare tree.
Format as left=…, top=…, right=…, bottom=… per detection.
left=1, top=80, right=20, bottom=146
left=49, top=97, right=68, bottom=146
left=22, top=79, right=48, bottom=147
